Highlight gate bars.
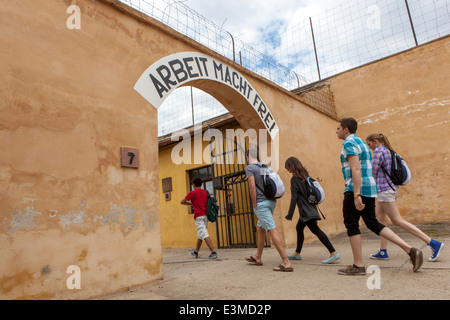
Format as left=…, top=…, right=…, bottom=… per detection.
left=208, top=128, right=271, bottom=248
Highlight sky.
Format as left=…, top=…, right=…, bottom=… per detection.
left=180, top=0, right=449, bottom=82
left=182, top=0, right=347, bottom=83
left=183, top=0, right=338, bottom=43
left=119, top=0, right=449, bottom=136
left=155, top=0, right=333, bottom=135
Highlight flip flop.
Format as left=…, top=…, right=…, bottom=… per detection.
left=245, top=256, right=263, bottom=266
left=273, top=264, right=293, bottom=272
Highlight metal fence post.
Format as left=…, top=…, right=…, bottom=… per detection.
left=404, top=0, right=419, bottom=46
left=309, top=17, right=322, bottom=81
left=227, top=31, right=236, bottom=62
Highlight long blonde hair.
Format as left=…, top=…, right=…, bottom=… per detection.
left=366, top=133, right=395, bottom=152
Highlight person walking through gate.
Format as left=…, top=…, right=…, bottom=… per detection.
left=284, top=157, right=340, bottom=264
left=366, top=133, right=444, bottom=262
left=244, top=147, right=293, bottom=272
left=336, top=117, right=423, bottom=275
left=181, top=177, right=218, bottom=259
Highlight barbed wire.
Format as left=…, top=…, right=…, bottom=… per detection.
left=118, top=0, right=449, bottom=136
left=119, top=0, right=309, bottom=89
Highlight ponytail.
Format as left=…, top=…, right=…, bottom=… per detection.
left=366, top=133, right=395, bottom=152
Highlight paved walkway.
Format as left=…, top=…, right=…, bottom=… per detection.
left=100, top=222, right=449, bottom=300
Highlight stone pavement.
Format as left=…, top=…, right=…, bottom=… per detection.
left=100, top=222, right=449, bottom=300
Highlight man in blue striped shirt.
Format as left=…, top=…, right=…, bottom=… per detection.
left=340, top=130, right=378, bottom=198
left=336, top=117, right=423, bottom=275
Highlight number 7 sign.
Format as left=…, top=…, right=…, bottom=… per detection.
left=121, top=147, right=140, bottom=168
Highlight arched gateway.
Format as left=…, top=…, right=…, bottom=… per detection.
left=0, top=0, right=344, bottom=300
left=135, top=51, right=279, bottom=140
left=137, top=52, right=283, bottom=249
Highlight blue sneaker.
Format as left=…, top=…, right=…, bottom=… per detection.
left=288, top=254, right=302, bottom=261
left=322, top=253, right=340, bottom=264
left=428, top=239, right=444, bottom=262
left=370, top=249, right=389, bottom=260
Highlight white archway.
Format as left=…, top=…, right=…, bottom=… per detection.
left=134, top=52, right=279, bottom=139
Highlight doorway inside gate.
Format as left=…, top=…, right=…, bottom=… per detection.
left=208, top=129, right=269, bottom=249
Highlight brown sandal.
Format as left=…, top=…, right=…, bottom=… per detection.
left=245, top=256, right=263, bottom=266
left=273, top=264, right=293, bottom=272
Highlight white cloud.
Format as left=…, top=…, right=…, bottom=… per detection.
left=185, top=0, right=338, bottom=44
left=120, top=0, right=449, bottom=135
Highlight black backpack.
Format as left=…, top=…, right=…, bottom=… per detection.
left=381, top=150, right=411, bottom=190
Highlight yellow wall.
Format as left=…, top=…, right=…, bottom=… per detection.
left=159, top=122, right=252, bottom=248
left=1, top=0, right=448, bottom=300
left=159, top=133, right=218, bottom=248
left=330, top=36, right=450, bottom=223
left=1, top=0, right=165, bottom=299
left=158, top=36, right=450, bottom=250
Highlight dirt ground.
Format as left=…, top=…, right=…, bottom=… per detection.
left=100, top=222, right=449, bottom=301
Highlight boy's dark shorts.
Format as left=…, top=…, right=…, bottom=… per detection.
left=343, top=191, right=385, bottom=237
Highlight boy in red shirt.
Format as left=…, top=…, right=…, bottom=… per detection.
left=181, top=177, right=217, bottom=259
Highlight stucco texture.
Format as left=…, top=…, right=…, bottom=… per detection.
left=0, top=0, right=163, bottom=299
left=330, top=36, right=450, bottom=223
left=1, top=0, right=448, bottom=300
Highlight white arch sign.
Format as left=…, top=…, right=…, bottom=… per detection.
left=134, top=52, right=279, bottom=139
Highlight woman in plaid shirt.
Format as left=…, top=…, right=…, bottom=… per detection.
left=366, top=133, right=444, bottom=262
